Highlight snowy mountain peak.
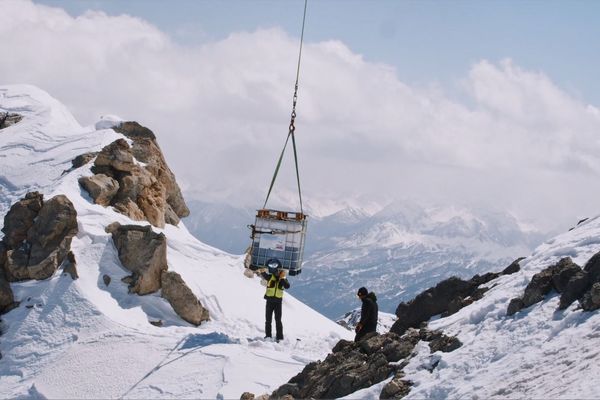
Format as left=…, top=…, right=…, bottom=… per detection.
left=0, top=85, right=351, bottom=399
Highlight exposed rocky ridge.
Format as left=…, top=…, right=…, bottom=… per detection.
left=78, top=121, right=189, bottom=228
left=0, top=112, right=23, bottom=129
left=107, top=222, right=168, bottom=295
left=0, top=192, right=78, bottom=313
left=107, top=222, right=209, bottom=325
left=507, top=252, right=600, bottom=315
left=1, top=192, right=78, bottom=283
left=390, top=257, right=524, bottom=335
left=268, top=328, right=460, bottom=400
left=161, top=270, right=209, bottom=325
left=248, top=259, right=520, bottom=399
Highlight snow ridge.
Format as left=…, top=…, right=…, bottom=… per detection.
left=0, top=85, right=351, bottom=399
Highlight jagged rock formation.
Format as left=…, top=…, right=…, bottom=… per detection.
left=161, top=271, right=209, bottom=325
left=78, top=121, right=189, bottom=228
left=62, top=251, right=78, bottom=280
left=508, top=253, right=600, bottom=315
left=1, top=192, right=78, bottom=283
left=79, top=174, right=119, bottom=206
left=390, top=257, right=524, bottom=335
left=107, top=222, right=167, bottom=295
left=0, top=268, right=15, bottom=314
left=0, top=112, right=23, bottom=129
left=380, top=372, right=411, bottom=399
left=114, top=122, right=189, bottom=223
left=269, top=328, right=460, bottom=400
left=107, top=222, right=209, bottom=325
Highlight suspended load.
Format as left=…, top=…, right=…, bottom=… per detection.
left=249, top=209, right=307, bottom=275
left=245, top=0, right=309, bottom=278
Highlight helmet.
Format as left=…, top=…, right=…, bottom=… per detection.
left=267, top=258, right=282, bottom=275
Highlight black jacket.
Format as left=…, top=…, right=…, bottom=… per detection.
left=359, top=292, right=378, bottom=333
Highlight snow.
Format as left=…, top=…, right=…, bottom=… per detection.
left=402, top=215, right=600, bottom=399
left=3, top=84, right=600, bottom=399
left=0, top=85, right=351, bottom=399
left=94, top=114, right=124, bottom=130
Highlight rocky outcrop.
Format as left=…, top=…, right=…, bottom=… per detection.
left=0, top=112, right=23, bottom=129
left=0, top=268, right=16, bottom=314
left=62, top=251, right=78, bottom=280
left=270, top=328, right=459, bottom=400
left=107, top=222, right=167, bottom=295
left=506, top=256, right=600, bottom=315
left=114, top=122, right=189, bottom=223
left=63, top=152, right=99, bottom=175
left=581, top=283, right=600, bottom=311
left=161, top=271, right=209, bottom=325
left=78, top=174, right=119, bottom=206
left=107, top=222, right=209, bottom=324
left=1, top=191, right=43, bottom=249
left=380, top=372, right=412, bottom=399
left=1, top=193, right=78, bottom=282
left=76, top=121, right=189, bottom=228
left=390, top=258, right=524, bottom=335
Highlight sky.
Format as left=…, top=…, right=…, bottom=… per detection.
left=2, top=0, right=600, bottom=231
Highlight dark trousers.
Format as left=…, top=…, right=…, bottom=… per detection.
left=354, top=327, right=376, bottom=342
left=265, top=299, right=283, bottom=340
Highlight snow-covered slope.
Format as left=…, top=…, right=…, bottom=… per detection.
left=340, top=216, right=600, bottom=399
left=399, top=217, right=600, bottom=398
left=0, top=85, right=351, bottom=399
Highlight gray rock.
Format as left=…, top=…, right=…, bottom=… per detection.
left=506, top=297, right=524, bottom=316
left=71, top=152, right=98, bottom=169
left=109, top=223, right=167, bottom=295
left=551, top=258, right=582, bottom=293
left=332, top=339, right=354, bottom=353
left=0, top=269, right=15, bottom=314
left=161, top=271, right=209, bottom=325
left=62, top=251, right=78, bottom=280
left=0, top=112, right=23, bottom=129
left=391, top=273, right=498, bottom=335
left=93, top=139, right=135, bottom=172
left=521, top=264, right=557, bottom=307
left=428, top=332, right=462, bottom=353
left=121, top=275, right=134, bottom=285
left=1, top=191, right=43, bottom=248
left=114, top=121, right=190, bottom=221
left=273, top=332, right=418, bottom=399
left=511, top=257, right=585, bottom=312
left=380, top=372, right=412, bottom=399
left=103, top=274, right=111, bottom=286
left=559, top=272, right=589, bottom=310
left=3, top=194, right=77, bottom=282
left=584, top=251, right=600, bottom=284
left=0, top=242, right=6, bottom=271
left=77, top=121, right=189, bottom=228
left=502, top=257, right=525, bottom=275
left=581, top=283, right=600, bottom=311
left=79, top=174, right=119, bottom=206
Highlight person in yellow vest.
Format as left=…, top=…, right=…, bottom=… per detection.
left=260, top=268, right=290, bottom=342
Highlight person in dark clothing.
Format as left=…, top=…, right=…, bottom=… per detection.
left=260, top=268, right=290, bottom=342
left=355, top=286, right=378, bottom=342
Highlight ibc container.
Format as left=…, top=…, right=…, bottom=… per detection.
left=248, top=209, right=308, bottom=276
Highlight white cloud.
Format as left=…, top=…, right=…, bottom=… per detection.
left=2, top=0, right=600, bottom=231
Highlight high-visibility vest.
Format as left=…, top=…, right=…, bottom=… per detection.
left=265, top=275, right=285, bottom=299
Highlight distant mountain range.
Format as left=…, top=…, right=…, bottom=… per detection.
left=184, top=199, right=550, bottom=318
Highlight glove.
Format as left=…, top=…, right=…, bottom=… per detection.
left=257, top=268, right=267, bottom=273
left=355, top=323, right=363, bottom=333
